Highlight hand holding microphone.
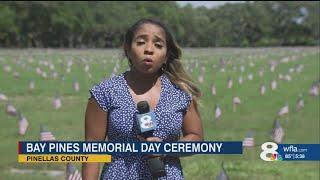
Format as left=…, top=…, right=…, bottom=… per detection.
left=136, top=135, right=164, bottom=159
left=136, top=101, right=166, bottom=178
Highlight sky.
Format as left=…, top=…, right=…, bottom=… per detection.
left=176, top=1, right=245, bottom=8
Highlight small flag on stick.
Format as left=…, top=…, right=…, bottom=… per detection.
left=66, top=163, right=82, bottom=180
left=39, top=125, right=56, bottom=141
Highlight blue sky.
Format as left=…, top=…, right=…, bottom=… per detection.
left=176, top=1, right=244, bottom=8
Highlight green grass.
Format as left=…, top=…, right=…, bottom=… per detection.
left=0, top=48, right=319, bottom=180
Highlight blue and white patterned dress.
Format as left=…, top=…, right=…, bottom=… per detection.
left=89, top=71, right=192, bottom=180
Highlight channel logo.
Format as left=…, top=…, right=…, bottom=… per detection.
left=260, top=142, right=283, bottom=161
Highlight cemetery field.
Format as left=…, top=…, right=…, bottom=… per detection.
left=0, top=47, right=319, bottom=180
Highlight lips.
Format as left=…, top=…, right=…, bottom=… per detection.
left=142, top=58, right=154, bottom=66
left=143, top=58, right=153, bottom=63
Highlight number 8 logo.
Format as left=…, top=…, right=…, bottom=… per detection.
left=260, top=142, right=278, bottom=161
left=140, top=115, right=153, bottom=129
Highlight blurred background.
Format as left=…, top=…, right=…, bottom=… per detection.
left=0, top=1, right=319, bottom=48
left=0, top=1, right=319, bottom=180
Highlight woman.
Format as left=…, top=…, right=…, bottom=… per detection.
left=82, top=18, right=203, bottom=180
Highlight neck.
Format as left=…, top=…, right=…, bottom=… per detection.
left=128, top=69, right=161, bottom=84
left=125, top=69, right=162, bottom=93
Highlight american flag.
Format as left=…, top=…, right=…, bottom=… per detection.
left=278, top=103, right=289, bottom=116
left=271, top=80, right=277, bottom=90
left=232, top=96, right=241, bottom=112
left=216, top=162, right=229, bottom=180
left=215, top=104, right=222, bottom=120
left=271, top=119, right=284, bottom=143
left=53, top=95, right=62, bottom=109
left=201, top=66, right=206, bottom=73
left=219, top=58, right=226, bottom=66
left=296, top=95, right=304, bottom=111
left=288, top=68, right=295, bottom=73
left=4, top=65, right=12, bottom=72
left=238, top=76, right=243, bottom=85
left=18, top=112, right=28, bottom=136
left=243, top=131, right=254, bottom=147
left=232, top=65, right=237, bottom=71
left=36, top=67, right=42, bottom=75
left=295, top=64, right=304, bottom=73
left=260, top=84, right=266, bottom=95
left=284, top=74, right=292, bottom=82
left=66, top=163, right=82, bottom=180
left=13, top=71, right=20, bottom=79
left=198, top=74, right=204, bottom=83
left=41, top=72, right=48, bottom=79
left=309, top=82, right=319, bottom=96
left=29, top=80, right=35, bottom=92
left=233, top=96, right=241, bottom=105
left=227, top=77, right=232, bottom=89
left=52, top=71, right=58, bottom=79
left=67, top=60, right=73, bottom=67
left=66, top=67, right=71, bottom=74
left=211, top=84, right=216, bottom=96
left=259, top=69, right=264, bottom=77
left=87, top=72, right=92, bottom=79
left=278, top=73, right=284, bottom=80
left=0, top=92, right=8, bottom=102
left=270, top=65, right=275, bottom=72
left=6, top=102, right=17, bottom=116
left=240, top=65, right=245, bottom=72
left=84, top=64, right=90, bottom=72
left=113, top=65, right=119, bottom=75
left=49, top=64, right=55, bottom=71
left=39, top=125, right=56, bottom=141
left=73, top=80, right=80, bottom=92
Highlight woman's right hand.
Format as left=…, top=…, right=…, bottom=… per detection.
left=136, top=135, right=166, bottom=159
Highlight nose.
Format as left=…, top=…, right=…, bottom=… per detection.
left=144, top=42, right=154, bottom=55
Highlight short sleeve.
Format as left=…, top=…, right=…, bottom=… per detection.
left=89, top=82, right=111, bottom=112
left=171, top=82, right=193, bottom=115
left=182, top=92, right=192, bottom=115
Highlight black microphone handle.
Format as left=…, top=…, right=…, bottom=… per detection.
left=136, top=101, right=166, bottom=178
left=148, top=156, right=166, bottom=178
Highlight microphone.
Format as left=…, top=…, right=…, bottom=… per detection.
left=137, top=101, right=157, bottom=138
left=136, top=101, right=166, bottom=178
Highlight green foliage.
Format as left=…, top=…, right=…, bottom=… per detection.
left=0, top=1, right=319, bottom=47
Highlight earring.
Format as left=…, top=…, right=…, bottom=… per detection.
left=161, top=62, right=167, bottom=72
left=128, top=59, right=133, bottom=68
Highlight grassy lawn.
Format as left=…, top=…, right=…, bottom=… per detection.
left=0, top=47, right=319, bottom=179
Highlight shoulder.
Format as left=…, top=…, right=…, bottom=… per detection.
left=163, top=74, right=192, bottom=104
left=91, top=73, right=124, bottom=92
left=89, top=73, right=125, bottom=112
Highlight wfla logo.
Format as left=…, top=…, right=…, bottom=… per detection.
left=260, top=142, right=283, bottom=161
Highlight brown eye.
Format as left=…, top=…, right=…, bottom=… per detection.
left=155, top=44, right=163, bottom=49
left=137, top=41, right=145, bottom=45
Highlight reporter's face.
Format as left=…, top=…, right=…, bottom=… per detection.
left=128, top=23, right=167, bottom=74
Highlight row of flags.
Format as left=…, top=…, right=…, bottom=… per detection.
left=208, top=76, right=314, bottom=97
left=27, top=79, right=80, bottom=92
left=1, top=87, right=81, bottom=179
left=2, top=55, right=120, bottom=83
left=1, top=50, right=318, bottom=179
left=205, top=73, right=298, bottom=91
left=40, top=125, right=82, bottom=180
left=1, top=91, right=66, bottom=136
left=241, top=118, right=285, bottom=148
